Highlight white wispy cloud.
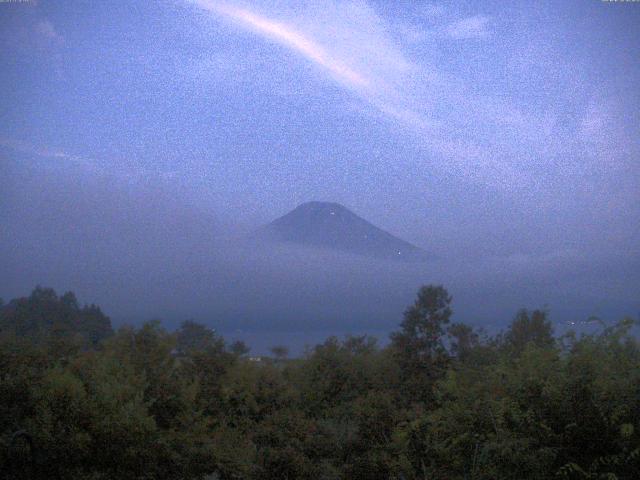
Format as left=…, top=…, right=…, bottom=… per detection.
left=189, top=1, right=446, bottom=135
left=184, top=1, right=615, bottom=188
left=35, top=19, right=64, bottom=44
left=576, top=98, right=635, bottom=175
left=188, top=1, right=485, bottom=171
left=579, top=100, right=612, bottom=145
left=189, top=1, right=409, bottom=94
left=0, top=137, right=176, bottom=184
left=0, top=136, right=68, bottom=159
left=201, top=2, right=370, bottom=88
left=444, top=15, right=491, bottom=39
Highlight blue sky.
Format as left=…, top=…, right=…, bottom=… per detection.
left=1, top=1, right=639, bottom=338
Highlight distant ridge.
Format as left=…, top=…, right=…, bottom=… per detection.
left=256, top=201, right=429, bottom=261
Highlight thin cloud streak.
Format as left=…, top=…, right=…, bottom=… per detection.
left=35, top=19, right=64, bottom=44
left=193, top=1, right=370, bottom=88
left=190, top=1, right=424, bottom=120
left=0, top=137, right=178, bottom=183
left=445, top=15, right=491, bottom=39
left=185, top=1, right=633, bottom=190
left=189, top=1, right=456, bottom=169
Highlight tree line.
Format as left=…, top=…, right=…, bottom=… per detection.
left=0, top=285, right=638, bottom=479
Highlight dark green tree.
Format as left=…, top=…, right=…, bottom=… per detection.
left=447, top=322, right=480, bottom=362
left=503, top=309, right=554, bottom=354
left=270, top=345, right=289, bottom=361
left=0, top=287, right=112, bottom=347
left=390, top=285, right=452, bottom=403
left=176, top=320, right=224, bottom=355
left=229, top=339, right=251, bottom=357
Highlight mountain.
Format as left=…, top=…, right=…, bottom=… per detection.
left=256, top=201, right=429, bottom=261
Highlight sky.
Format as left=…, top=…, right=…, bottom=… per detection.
left=1, top=0, right=639, bottom=350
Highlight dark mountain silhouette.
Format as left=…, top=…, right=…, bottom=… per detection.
left=256, top=201, right=429, bottom=261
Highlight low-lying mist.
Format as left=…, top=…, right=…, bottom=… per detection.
left=1, top=153, right=638, bottom=353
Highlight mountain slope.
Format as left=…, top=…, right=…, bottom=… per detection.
left=256, top=201, right=429, bottom=261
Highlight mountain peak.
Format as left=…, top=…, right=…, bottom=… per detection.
left=296, top=201, right=344, bottom=209
left=292, top=201, right=350, bottom=214
left=256, top=202, right=429, bottom=262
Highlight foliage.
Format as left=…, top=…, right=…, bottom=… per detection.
left=0, top=287, right=112, bottom=348
left=1, top=286, right=638, bottom=479
left=390, top=285, right=452, bottom=404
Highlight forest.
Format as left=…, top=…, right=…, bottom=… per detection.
left=0, top=286, right=638, bottom=479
